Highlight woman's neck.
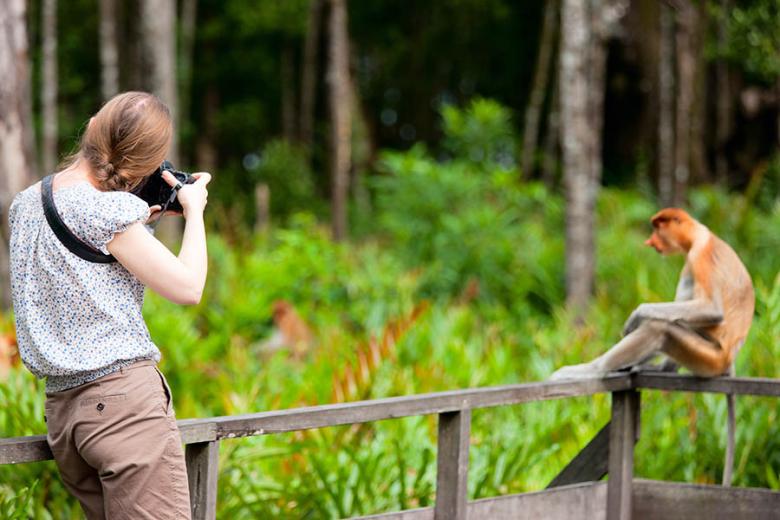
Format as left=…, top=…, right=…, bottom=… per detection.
left=55, top=160, right=103, bottom=190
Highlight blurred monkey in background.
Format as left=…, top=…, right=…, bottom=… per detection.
left=256, top=300, right=314, bottom=360
left=0, top=333, right=19, bottom=378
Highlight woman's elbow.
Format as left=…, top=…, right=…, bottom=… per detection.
left=166, top=284, right=203, bottom=305
left=181, top=287, right=203, bottom=306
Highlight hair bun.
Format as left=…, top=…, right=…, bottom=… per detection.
left=103, top=160, right=115, bottom=176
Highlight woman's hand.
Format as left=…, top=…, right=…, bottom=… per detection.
left=145, top=204, right=179, bottom=225
left=109, top=169, right=212, bottom=305
left=162, top=170, right=211, bottom=218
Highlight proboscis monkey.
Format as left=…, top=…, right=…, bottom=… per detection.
left=257, top=300, right=314, bottom=360
left=0, top=333, right=19, bottom=378
left=551, top=208, right=755, bottom=486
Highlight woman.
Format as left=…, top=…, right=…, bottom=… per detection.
left=8, top=91, right=210, bottom=519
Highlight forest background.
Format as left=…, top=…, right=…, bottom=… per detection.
left=1, top=0, right=779, bottom=518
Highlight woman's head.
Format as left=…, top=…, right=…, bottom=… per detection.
left=65, top=91, right=172, bottom=192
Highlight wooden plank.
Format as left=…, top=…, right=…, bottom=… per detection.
left=0, top=376, right=633, bottom=464
left=185, top=441, right=219, bottom=520
left=633, top=479, right=780, bottom=519
left=635, top=373, right=780, bottom=397
left=208, top=375, right=632, bottom=439
left=434, top=410, right=471, bottom=520
left=607, top=390, right=639, bottom=520
left=0, top=421, right=217, bottom=465
left=0, top=435, right=51, bottom=464
left=547, top=422, right=611, bottom=488
left=356, top=509, right=432, bottom=520
left=468, top=481, right=606, bottom=520
left=179, top=421, right=218, bottom=445
left=356, top=482, right=607, bottom=520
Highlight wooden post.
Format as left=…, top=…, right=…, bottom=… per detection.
left=607, top=390, right=640, bottom=520
left=435, top=410, right=471, bottom=520
left=185, top=440, right=219, bottom=520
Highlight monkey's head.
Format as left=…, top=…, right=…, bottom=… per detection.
left=645, top=208, right=697, bottom=255
left=272, top=300, right=293, bottom=321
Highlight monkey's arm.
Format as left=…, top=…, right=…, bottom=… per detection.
left=623, top=299, right=723, bottom=336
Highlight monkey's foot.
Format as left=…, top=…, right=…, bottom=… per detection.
left=549, top=363, right=607, bottom=381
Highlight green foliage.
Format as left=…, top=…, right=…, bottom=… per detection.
left=252, top=139, right=321, bottom=220
left=373, top=101, right=560, bottom=311
left=712, top=0, right=780, bottom=83
left=440, top=97, right=518, bottom=166
left=225, top=0, right=310, bottom=39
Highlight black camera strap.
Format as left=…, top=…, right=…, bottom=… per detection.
left=41, top=175, right=117, bottom=264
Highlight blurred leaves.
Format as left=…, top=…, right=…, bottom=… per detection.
left=711, top=0, right=780, bottom=84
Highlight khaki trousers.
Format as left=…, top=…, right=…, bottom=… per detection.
left=44, top=360, right=191, bottom=519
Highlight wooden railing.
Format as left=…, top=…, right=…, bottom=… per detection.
left=3, top=372, right=780, bottom=519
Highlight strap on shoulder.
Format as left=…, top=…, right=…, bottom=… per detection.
left=41, top=175, right=117, bottom=264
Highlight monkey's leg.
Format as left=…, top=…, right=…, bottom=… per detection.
left=549, top=322, right=666, bottom=380
left=659, top=324, right=728, bottom=377
left=587, top=321, right=670, bottom=373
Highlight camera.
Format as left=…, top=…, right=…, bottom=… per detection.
left=131, top=160, right=195, bottom=213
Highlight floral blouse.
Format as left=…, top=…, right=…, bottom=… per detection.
left=9, top=180, right=161, bottom=393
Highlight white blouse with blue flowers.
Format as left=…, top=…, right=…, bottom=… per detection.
left=9, top=180, right=161, bottom=393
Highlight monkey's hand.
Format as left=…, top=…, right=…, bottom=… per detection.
left=623, top=301, right=723, bottom=336
left=622, top=305, right=648, bottom=336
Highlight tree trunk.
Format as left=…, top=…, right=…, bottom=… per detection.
left=542, top=78, right=561, bottom=187
left=560, top=0, right=594, bottom=313
left=673, top=0, right=695, bottom=206
left=715, top=0, right=732, bottom=185
left=0, top=0, right=36, bottom=310
left=42, top=0, right=58, bottom=175
left=689, top=3, right=708, bottom=183
left=300, top=0, right=324, bottom=153
left=560, top=0, right=626, bottom=313
left=99, top=0, right=119, bottom=100
left=327, top=0, right=352, bottom=241
left=658, top=2, right=675, bottom=205
left=178, top=0, right=197, bottom=167
left=139, top=0, right=178, bottom=163
left=521, top=0, right=559, bottom=179
left=139, top=0, right=179, bottom=243
left=281, top=43, right=297, bottom=141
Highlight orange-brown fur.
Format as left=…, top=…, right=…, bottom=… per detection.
left=552, top=208, right=753, bottom=485
left=0, top=333, right=19, bottom=378
left=267, top=300, right=314, bottom=359
left=647, top=208, right=754, bottom=375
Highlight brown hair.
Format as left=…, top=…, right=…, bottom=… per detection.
left=60, top=91, right=172, bottom=192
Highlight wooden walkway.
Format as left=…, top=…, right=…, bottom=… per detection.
left=3, top=372, right=780, bottom=519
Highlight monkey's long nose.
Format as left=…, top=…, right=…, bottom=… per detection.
left=644, top=238, right=653, bottom=247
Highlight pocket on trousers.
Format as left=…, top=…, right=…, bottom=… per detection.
left=153, top=366, right=174, bottom=416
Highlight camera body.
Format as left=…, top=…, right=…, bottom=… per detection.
left=131, top=160, right=195, bottom=213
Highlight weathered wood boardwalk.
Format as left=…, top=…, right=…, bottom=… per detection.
left=3, top=372, right=780, bottom=519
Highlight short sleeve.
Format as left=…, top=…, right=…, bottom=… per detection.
left=81, top=192, right=151, bottom=254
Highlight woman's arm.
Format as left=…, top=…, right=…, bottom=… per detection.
left=107, top=171, right=211, bottom=305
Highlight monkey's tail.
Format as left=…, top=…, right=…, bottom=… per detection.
left=722, top=363, right=737, bottom=487
left=722, top=392, right=735, bottom=486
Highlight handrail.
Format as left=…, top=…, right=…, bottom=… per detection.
left=2, top=372, right=779, bottom=520
left=0, top=374, right=633, bottom=465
